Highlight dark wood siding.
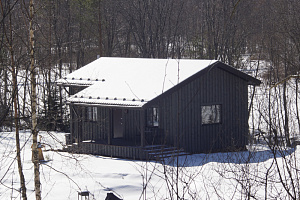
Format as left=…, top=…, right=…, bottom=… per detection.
left=149, top=66, right=249, bottom=153
left=79, top=143, right=149, bottom=160
left=71, top=106, right=110, bottom=142
left=124, top=109, right=142, bottom=145
left=69, top=86, right=88, bottom=95
left=70, top=105, right=84, bottom=143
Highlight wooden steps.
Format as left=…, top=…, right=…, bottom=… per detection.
left=143, top=145, right=190, bottom=160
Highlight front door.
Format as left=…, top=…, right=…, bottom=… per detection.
left=113, top=109, right=123, bottom=138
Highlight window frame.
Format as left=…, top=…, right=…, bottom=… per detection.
left=146, top=107, right=159, bottom=127
left=92, top=107, right=98, bottom=121
left=201, top=104, right=222, bottom=125
left=86, top=106, right=98, bottom=122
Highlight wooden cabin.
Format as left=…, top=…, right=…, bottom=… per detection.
left=57, top=57, right=261, bottom=160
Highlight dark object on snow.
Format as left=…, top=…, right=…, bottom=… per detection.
left=105, top=192, right=122, bottom=200
left=78, top=191, right=89, bottom=200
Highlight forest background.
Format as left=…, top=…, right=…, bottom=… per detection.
left=1, top=0, right=300, bottom=130
left=1, top=0, right=300, bottom=199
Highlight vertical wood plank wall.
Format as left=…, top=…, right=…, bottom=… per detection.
left=72, top=106, right=110, bottom=142
left=124, top=109, right=142, bottom=145
left=154, top=67, right=249, bottom=153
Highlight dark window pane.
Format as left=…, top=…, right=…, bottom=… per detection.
left=147, top=107, right=159, bottom=127
left=201, top=105, right=221, bottom=124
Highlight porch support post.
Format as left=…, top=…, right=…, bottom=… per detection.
left=70, top=104, right=74, bottom=144
left=140, top=109, right=145, bottom=147
left=79, top=106, right=84, bottom=143
left=108, top=108, right=112, bottom=145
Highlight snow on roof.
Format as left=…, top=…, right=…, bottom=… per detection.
left=59, top=57, right=218, bottom=107
left=68, top=81, right=146, bottom=108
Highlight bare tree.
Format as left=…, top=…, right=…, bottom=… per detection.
left=29, top=0, right=41, bottom=199
left=0, top=1, right=28, bottom=199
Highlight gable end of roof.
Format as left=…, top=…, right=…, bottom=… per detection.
left=144, top=61, right=261, bottom=107
left=216, top=62, right=261, bottom=86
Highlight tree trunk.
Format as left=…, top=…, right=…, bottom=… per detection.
left=29, top=0, right=41, bottom=199
left=283, top=80, right=291, bottom=146
left=296, top=78, right=300, bottom=135
left=12, top=57, right=27, bottom=200
left=5, top=2, right=27, bottom=198
left=283, top=56, right=291, bottom=146
left=98, top=0, right=103, bottom=57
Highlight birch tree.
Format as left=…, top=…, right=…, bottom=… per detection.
left=29, top=0, right=41, bottom=199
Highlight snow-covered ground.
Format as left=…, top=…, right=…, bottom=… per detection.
left=1, top=130, right=299, bottom=200
left=1, top=60, right=300, bottom=199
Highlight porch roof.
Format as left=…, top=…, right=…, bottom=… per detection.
left=67, top=81, right=146, bottom=108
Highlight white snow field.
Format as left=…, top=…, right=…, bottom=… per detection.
left=0, top=130, right=299, bottom=199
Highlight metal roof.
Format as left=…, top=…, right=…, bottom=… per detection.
left=58, top=57, right=218, bottom=107
left=57, top=57, right=261, bottom=107
left=67, top=81, right=147, bottom=108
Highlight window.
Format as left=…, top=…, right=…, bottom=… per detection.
left=201, top=104, right=221, bottom=125
left=92, top=107, right=98, bottom=121
left=147, top=107, right=159, bottom=127
left=87, top=107, right=97, bottom=121
left=87, top=107, right=92, bottom=120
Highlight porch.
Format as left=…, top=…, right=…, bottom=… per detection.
left=65, top=139, right=189, bottom=160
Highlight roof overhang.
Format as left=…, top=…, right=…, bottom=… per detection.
left=217, top=62, right=261, bottom=86
left=67, top=101, right=144, bottom=109
left=56, top=78, right=104, bottom=87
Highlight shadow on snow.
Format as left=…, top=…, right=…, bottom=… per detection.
left=162, top=145, right=296, bottom=167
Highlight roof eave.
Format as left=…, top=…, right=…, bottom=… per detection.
left=67, top=101, right=144, bottom=110
left=216, top=61, right=261, bottom=86
left=57, top=83, right=93, bottom=87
